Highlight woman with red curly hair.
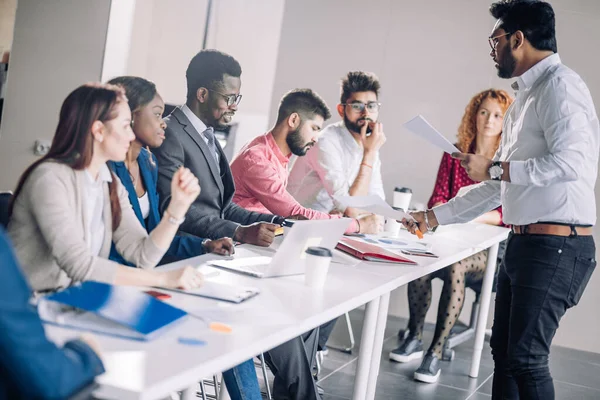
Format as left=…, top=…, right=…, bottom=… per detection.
left=389, top=89, right=513, bottom=383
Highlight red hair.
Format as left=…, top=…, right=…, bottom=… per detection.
left=457, top=89, right=513, bottom=154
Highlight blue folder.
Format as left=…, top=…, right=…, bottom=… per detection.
left=39, top=281, right=188, bottom=341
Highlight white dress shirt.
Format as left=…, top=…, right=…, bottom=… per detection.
left=288, top=121, right=385, bottom=212
left=435, top=54, right=599, bottom=226
left=83, top=164, right=112, bottom=256
left=181, top=104, right=220, bottom=166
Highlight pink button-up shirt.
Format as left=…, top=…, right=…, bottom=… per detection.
left=231, top=132, right=358, bottom=232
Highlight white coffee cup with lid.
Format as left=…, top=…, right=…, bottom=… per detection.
left=304, top=246, right=333, bottom=288
left=393, top=187, right=412, bottom=211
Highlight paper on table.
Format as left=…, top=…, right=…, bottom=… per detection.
left=403, top=115, right=460, bottom=154
left=333, top=195, right=409, bottom=221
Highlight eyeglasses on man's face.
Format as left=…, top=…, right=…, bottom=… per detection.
left=342, top=101, right=381, bottom=113
left=488, top=32, right=512, bottom=51
left=209, top=89, right=242, bottom=107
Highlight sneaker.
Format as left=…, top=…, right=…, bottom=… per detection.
left=389, top=337, right=423, bottom=363
left=413, top=352, right=441, bottom=383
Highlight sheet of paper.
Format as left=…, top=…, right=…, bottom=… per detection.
left=333, top=195, right=409, bottom=221
left=403, top=115, right=460, bottom=154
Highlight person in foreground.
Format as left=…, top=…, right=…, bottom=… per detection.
left=106, top=76, right=234, bottom=265
left=106, top=76, right=260, bottom=399
left=389, top=88, right=513, bottom=383
left=0, top=226, right=105, bottom=399
left=8, top=83, right=205, bottom=293
left=403, top=1, right=598, bottom=399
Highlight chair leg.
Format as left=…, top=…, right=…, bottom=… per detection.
left=258, top=353, right=273, bottom=400
left=199, top=380, right=207, bottom=400
left=327, top=312, right=356, bottom=354
left=213, top=375, right=220, bottom=398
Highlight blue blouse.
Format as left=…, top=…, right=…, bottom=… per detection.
left=108, top=149, right=206, bottom=265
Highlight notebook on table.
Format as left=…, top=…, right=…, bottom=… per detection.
left=38, top=281, right=188, bottom=341
left=336, top=237, right=418, bottom=265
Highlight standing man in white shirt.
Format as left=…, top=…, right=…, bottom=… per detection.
left=403, top=1, right=598, bottom=399
left=288, top=71, right=387, bottom=220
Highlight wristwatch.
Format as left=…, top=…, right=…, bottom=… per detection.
left=488, top=161, right=504, bottom=181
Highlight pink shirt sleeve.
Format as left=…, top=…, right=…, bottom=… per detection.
left=242, top=157, right=359, bottom=232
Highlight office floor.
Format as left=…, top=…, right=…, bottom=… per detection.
left=257, top=308, right=600, bottom=400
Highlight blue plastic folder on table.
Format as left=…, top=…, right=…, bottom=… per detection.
left=40, top=281, right=188, bottom=340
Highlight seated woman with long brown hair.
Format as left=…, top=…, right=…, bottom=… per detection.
left=389, top=88, right=513, bottom=383
left=8, top=83, right=204, bottom=292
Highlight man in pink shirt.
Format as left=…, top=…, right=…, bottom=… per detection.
left=230, top=88, right=381, bottom=234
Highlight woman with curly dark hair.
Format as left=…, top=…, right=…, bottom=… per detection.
left=389, top=89, right=513, bottom=383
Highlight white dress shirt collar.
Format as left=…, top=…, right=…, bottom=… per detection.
left=512, top=53, right=561, bottom=92
left=182, top=104, right=210, bottom=135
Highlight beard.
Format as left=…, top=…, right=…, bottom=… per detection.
left=496, top=48, right=517, bottom=79
left=344, top=115, right=373, bottom=135
left=286, top=127, right=314, bottom=156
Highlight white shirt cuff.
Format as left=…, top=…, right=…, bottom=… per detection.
left=432, top=203, right=455, bottom=226
left=509, top=160, right=529, bottom=185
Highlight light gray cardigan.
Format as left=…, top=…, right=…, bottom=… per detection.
left=8, top=161, right=166, bottom=292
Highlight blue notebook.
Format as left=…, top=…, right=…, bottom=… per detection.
left=39, top=281, right=188, bottom=341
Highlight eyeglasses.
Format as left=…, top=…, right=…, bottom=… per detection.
left=341, top=101, right=381, bottom=113
left=488, top=32, right=512, bottom=51
left=209, top=89, right=242, bottom=107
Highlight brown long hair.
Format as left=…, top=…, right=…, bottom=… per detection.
left=456, top=89, right=513, bottom=154
left=11, top=83, right=127, bottom=230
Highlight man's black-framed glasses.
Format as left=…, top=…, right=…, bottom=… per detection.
left=488, top=32, right=512, bottom=51
left=209, top=89, right=242, bottom=107
left=341, top=101, right=381, bottom=113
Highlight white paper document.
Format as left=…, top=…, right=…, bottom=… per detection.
left=403, top=115, right=460, bottom=154
left=333, top=195, right=409, bottom=220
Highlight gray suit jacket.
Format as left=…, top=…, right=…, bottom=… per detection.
left=154, top=107, right=276, bottom=239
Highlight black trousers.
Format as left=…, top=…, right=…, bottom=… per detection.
left=263, top=328, right=320, bottom=400
left=490, top=233, right=596, bottom=399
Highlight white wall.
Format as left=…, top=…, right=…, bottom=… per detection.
left=0, top=0, right=112, bottom=190
left=272, top=0, right=600, bottom=353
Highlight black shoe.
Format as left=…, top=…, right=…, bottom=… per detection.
left=413, top=352, right=441, bottom=383
left=389, top=336, right=423, bottom=363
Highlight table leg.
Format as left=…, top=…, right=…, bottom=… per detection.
left=469, top=242, right=499, bottom=378
left=351, top=296, right=380, bottom=400
left=366, top=292, right=390, bottom=400
left=181, top=384, right=197, bottom=400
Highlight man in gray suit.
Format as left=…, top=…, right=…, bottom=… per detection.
left=155, top=49, right=322, bottom=399
left=155, top=49, right=279, bottom=247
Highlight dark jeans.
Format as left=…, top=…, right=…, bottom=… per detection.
left=490, top=233, right=596, bottom=400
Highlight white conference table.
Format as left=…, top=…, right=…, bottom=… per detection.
left=45, top=223, right=509, bottom=400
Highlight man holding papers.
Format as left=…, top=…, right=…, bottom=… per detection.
left=230, top=88, right=379, bottom=234
left=287, top=71, right=386, bottom=225
left=403, top=2, right=598, bottom=399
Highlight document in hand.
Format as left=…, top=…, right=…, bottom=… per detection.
left=336, top=237, right=417, bottom=265
left=333, top=194, right=409, bottom=219
left=38, top=281, right=188, bottom=340
left=403, top=115, right=460, bottom=154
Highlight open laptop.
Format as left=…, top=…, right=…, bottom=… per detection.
left=209, top=218, right=352, bottom=278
